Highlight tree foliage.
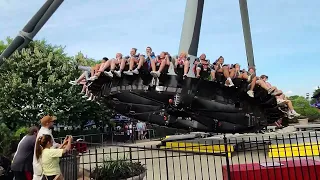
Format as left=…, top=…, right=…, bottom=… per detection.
left=74, top=51, right=99, bottom=67
left=289, top=95, right=320, bottom=121
left=311, top=88, right=320, bottom=104
left=0, top=39, right=112, bottom=130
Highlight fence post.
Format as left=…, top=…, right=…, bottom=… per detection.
left=223, top=135, right=231, bottom=180
left=95, top=148, right=98, bottom=169
left=73, top=149, right=78, bottom=180
left=165, top=149, right=169, bottom=180
left=129, top=147, right=133, bottom=162
left=101, top=133, right=104, bottom=145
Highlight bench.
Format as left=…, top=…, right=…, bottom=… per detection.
left=294, top=124, right=320, bottom=131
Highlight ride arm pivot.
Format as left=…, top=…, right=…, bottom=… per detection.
left=0, top=0, right=64, bottom=66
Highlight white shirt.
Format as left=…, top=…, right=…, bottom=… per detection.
left=32, top=127, right=59, bottom=176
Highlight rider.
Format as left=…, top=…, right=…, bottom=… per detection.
left=232, top=63, right=257, bottom=97
left=128, top=46, right=156, bottom=75
left=194, top=53, right=215, bottom=80
left=90, top=56, right=113, bottom=80
left=212, top=56, right=234, bottom=86
left=105, top=53, right=123, bottom=78
left=123, top=48, right=139, bottom=76
left=150, top=51, right=170, bottom=77
left=175, top=52, right=190, bottom=77
left=69, top=57, right=108, bottom=85
left=276, top=94, right=300, bottom=117
left=255, top=75, right=282, bottom=96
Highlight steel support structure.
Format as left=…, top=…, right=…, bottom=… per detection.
left=0, top=0, right=64, bottom=66
left=178, top=0, right=204, bottom=77
left=239, top=0, right=255, bottom=68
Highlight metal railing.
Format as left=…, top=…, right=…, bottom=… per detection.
left=60, top=132, right=320, bottom=180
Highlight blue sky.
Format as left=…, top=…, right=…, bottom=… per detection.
left=1, top=0, right=319, bottom=96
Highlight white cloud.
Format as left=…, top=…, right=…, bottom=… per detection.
left=286, top=90, right=293, bottom=95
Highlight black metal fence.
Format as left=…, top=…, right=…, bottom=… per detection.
left=61, top=132, right=320, bottom=180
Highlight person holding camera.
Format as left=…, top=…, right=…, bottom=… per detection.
left=35, top=134, right=72, bottom=180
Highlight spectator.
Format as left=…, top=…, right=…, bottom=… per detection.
left=11, top=126, right=39, bottom=180
left=128, top=122, right=133, bottom=141
left=35, top=134, right=72, bottom=180
left=136, top=121, right=144, bottom=140
left=33, top=115, right=61, bottom=180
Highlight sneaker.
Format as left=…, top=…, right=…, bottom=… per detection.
left=291, top=110, right=300, bottom=117
left=151, top=77, right=156, bottom=86
left=247, top=73, right=252, bottom=82
left=124, top=70, right=133, bottom=75
left=104, top=71, right=113, bottom=78
left=150, top=71, right=157, bottom=77
left=267, top=88, right=276, bottom=94
left=154, top=71, right=161, bottom=77
left=89, top=76, right=98, bottom=81
left=114, top=70, right=121, bottom=77
left=225, top=78, right=234, bottom=87
left=247, top=90, right=254, bottom=98
left=69, top=81, right=77, bottom=85
left=277, top=99, right=286, bottom=105
left=82, top=95, right=88, bottom=98
left=132, top=68, right=139, bottom=74
left=271, top=91, right=282, bottom=96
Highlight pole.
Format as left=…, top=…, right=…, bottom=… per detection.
left=178, top=0, right=205, bottom=78
left=239, top=0, right=255, bottom=68
left=0, top=0, right=64, bottom=66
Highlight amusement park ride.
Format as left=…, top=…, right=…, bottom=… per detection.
left=0, top=0, right=288, bottom=133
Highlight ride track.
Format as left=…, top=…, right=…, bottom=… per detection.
left=0, top=0, right=288, bottom=133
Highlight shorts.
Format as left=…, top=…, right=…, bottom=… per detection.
left=78, top=65, right=91, bottom=72
left=42, top=175, right=59, bottom=180
left=196, top=63, right=211, bottom=72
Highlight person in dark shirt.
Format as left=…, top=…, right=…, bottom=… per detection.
left=11, top=126, right=38, bottom=180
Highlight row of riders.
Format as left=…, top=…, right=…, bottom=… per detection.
left=69, top=46, right=300, bottom=120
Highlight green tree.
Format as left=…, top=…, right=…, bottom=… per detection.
left=74, top=51, right=99, bottom=67
left=289, top=95, right=320, bottom=121
left=0, top=39, right=111, bottom=130
left=311, top=88, right=320, bottom=104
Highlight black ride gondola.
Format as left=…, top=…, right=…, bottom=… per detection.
left=88, top=58, right=288, bottom=134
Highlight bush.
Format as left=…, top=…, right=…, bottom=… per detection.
left=13, top=127, right=29, bottom=140
left=91, top=159, right=145, bottom=180
left=304, top=107, right=320, bottom=122
left=0, top=123, right=14, bottom=157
